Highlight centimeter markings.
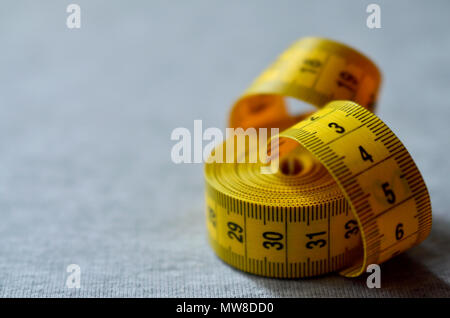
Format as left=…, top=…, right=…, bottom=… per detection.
left=336, top=102, right=430, bottom=261
left=206, top=182, right=358, bottom=277
left=281, top=101, right=431, bottom=273
left=284, top=49, right=332, bottom=106
left=245, top=39, right=378, bottom=115
left=210, top=236, right=353, bottom=278
left=206, top=101, right=431, bottom=277
left=270, top=48, right=363, bottom=108
left=280, top=103, right=380, bottom=271
left=206, top=38, right=430, bottom=278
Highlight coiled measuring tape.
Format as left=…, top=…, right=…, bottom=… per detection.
left=204, top=37, right=432, bottom=278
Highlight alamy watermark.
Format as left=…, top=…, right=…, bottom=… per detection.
left=366, top=4, right=381, bottom=29
left=170, top=120, right=280, bottom=174
left=66, top=4, right=81, bottom=29
left=65, top=4, right=380, bottom=30
left=66, top=264, right=81, bottom=289
left=366, top=264, right=381, bottom=288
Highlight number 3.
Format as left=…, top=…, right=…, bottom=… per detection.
left=328, top=122, right=345, bottom=134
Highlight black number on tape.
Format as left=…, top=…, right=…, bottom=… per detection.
left=344, top=220, right=359, bottom=239
left=382, top=182, right=396, bottom=204
left=227, top=222, right=243, bottom=243
left=306, top=231, right=327, bottom=249
left=396, top=223, right=404, bottom=240
left=359, top=145, right=374, bottom=163
left=328, top=122, right=345, bottom=134
left=262, top=231, right=284, bottom=250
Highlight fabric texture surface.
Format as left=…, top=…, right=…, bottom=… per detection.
left=0, top=0, right=449, bottom=297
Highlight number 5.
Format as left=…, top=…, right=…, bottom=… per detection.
left=382, top=182, right=396, bottom=204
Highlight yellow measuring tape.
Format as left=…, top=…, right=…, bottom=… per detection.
left=204, top=37, right=432, bottom=278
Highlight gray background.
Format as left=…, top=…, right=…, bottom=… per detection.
left=0, top=0, right=449, bottom=297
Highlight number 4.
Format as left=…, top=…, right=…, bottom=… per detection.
left=359, top=145, right=373, bottom=163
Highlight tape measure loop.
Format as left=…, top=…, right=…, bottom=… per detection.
left=205, top=37, right=431, bottom=278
